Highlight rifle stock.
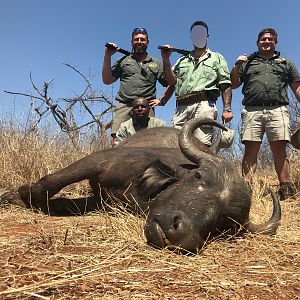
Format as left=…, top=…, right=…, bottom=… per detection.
left=158, top=45, right=190, bottom=56
left=105, top=43, right=131, bottom=56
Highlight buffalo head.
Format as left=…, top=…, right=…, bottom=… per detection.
left=143, top=118, right=281, bottom=254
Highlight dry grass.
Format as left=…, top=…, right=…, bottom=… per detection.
left=0, top=123, right=299, bottom=299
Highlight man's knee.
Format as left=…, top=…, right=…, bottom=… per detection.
left=110, top=133, right=117, bottom=148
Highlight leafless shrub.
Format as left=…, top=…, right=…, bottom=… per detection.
left=4, top=63, right=115, bottom=150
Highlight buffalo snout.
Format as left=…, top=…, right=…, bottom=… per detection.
left=144, top=210, right=204, bottom=254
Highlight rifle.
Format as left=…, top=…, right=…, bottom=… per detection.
left=105, top=43, right=131, bottom=56
left=158, top=45, right=190, bottom=56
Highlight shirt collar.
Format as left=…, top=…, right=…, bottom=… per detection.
left=130, top=52, right=152, bottom=62
left=188, top=48, right=212, bottom=61
left=253, top=50, right=281, bottom=60
left=132, top=116, right=150, bottom=128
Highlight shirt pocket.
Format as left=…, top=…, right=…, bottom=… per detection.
left=272, top=67, right=288, bottom=81
left=245, top=63, right=261, bottom=75
left=246, top=68, right=260, bottom=75
left=141, top=65, right=157, bottom=83
left=122, top=61, right=137, bottom=77
left=202, top=61, right=218, bottom=80
left=243, top=64, right=260, bottom=81
left=175, top=65, right=190, bottom=80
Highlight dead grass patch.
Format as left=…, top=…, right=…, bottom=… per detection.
left=0, top=124, right=299, bottom=299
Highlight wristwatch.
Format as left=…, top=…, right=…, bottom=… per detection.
left=223, top=107, right=232, bottom=112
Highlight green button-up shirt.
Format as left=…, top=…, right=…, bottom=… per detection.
left=173, top=49, right=231, bottom=98
left=112, top=54, right=168, bottom=103
left=239, top=51, right=300, bottom=105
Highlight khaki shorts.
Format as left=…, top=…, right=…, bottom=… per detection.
left=172, top=100, right=216, bottom=146
left=111, top=102, right=155, bottom=135
left=241, top=105, right=291, bottom=142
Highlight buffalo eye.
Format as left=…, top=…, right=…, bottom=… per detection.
left=193, top=170, right=202, bottom=180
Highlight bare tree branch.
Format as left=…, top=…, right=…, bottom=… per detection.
left=4, top=90, right=44, bottom=101
left=4, top=64, right=115, bottom=149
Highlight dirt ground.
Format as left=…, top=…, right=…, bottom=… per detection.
left=0, top=191, right=299, bottom=300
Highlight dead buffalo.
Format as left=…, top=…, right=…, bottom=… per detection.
left=1, top=118, right=281, bottom=254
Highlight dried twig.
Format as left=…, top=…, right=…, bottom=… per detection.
left=4, top=64, right=115, bottom=149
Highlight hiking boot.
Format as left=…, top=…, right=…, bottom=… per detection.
left=278, top=183, right=296, bottom=201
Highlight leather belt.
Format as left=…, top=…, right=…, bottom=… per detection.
left=245, top=102, right=282, bottom=107
left=176, top=91, right=214, bottom=106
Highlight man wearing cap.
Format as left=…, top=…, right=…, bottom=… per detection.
left=102, top=27, right=174, bottom=146
left=160, top=20, right=233, bottom=147
left=230, top=28, right=300, bottom=200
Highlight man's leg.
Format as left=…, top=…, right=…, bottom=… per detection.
left=269, top=140, right=295, bottom=200
left=240, top=106, right=264, bottom=185
left=110, top=133, right=117, bottom=147
left=242, top=141, right=261, bottom=184
left=172, top=104, right=190, bottom=130
left=269, top=140, right=290, bottom=183
left=266, top=106, right=295, bottom=199
left=111, top=103, right=132, bottom=147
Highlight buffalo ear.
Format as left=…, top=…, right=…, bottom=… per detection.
left=139, top=159, right=178, bottom=199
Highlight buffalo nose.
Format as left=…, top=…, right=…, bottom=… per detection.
left=164, top=212, right=191, bottom=240
left=145, top=210, right=203, bottom=253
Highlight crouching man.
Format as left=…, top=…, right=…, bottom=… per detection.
left=115, top=97, right=166, bottom=145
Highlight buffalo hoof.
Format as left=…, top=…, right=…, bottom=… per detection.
left=0, top=190, right=27, bottom=208
left=18, top=184, right=41, bottom=209
left=18, top=184, right=31, bottom=200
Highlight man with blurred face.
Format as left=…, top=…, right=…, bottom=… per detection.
left=230, top=28, right=300, bottom=200
left=160, top=20, right=233, bottom=147
left=115, top=97, right=166, bottom=144
left=102, top=28, right=174, bottom=146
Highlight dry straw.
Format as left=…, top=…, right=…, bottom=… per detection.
left=0, top=121, right=299, bottom=299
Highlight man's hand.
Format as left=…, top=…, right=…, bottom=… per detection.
left=235, top=54, right=248, bottom=66
left=222, top=110, right=233, bottom=123
left=149, top=98, right=161, bottom=107
left=105, top=42, right=119, bottom=56
left=160, top=44, right=173, bottom=60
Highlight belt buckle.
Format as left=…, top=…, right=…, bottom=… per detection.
left=262, top=102, right=272, bottom=107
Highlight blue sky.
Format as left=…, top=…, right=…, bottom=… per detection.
left=1, top=0, right=300, bottom=127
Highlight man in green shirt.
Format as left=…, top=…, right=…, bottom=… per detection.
left=102, top=27, right=174, bottom=146
left=160, top=20, right=233, bottom=146
left=230, top=28, right=300, bottom=200
left=116, top=97, right=166, bottom=145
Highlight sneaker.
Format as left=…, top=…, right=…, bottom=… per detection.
left=278, top=183, right=296, bottom=201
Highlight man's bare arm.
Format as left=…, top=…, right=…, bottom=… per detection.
left=219, top=83, right=233, bottom=123
left=149, top=84, right=175, bottom=107
left=230, top=54, right=248, bottom=89
left=290, top=81, right=300, bottom=102
left=102, top=45, right=118, bottom=84
left=160, top=45, right=176, bottom=85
